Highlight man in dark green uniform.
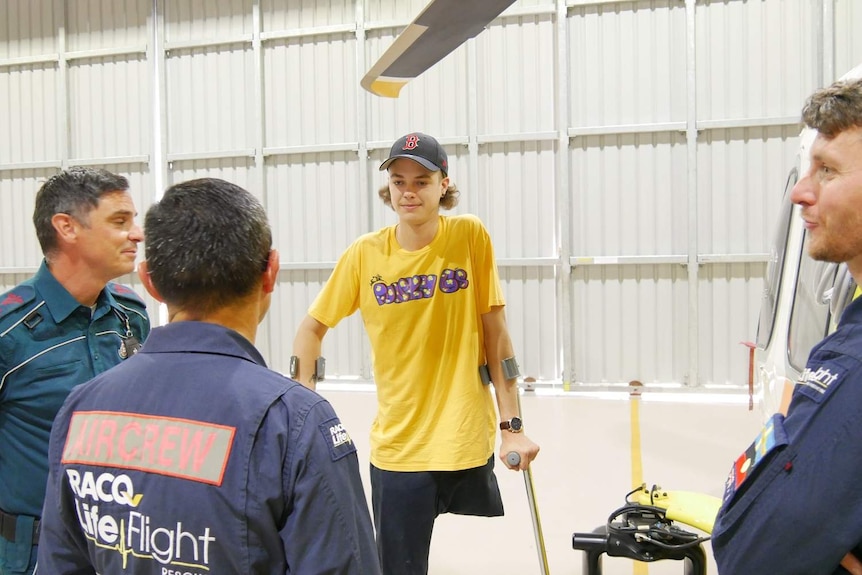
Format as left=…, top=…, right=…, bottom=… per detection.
left=0, top=167, right=150, bottom=575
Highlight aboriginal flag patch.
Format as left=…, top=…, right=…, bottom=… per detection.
left=722, top=413, right=789, bottom=504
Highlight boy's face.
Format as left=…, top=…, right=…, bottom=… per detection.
left=387, top=158, right=449, bottom=224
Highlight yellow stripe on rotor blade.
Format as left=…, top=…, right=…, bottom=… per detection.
left=364, top=78, right=409, bottom=98
left=361, top=23, right=427, bottom=98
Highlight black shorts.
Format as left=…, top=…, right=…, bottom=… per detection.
left=370, top=456, right=504, bottom=574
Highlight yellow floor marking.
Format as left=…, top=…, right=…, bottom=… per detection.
left=631, top=394, right=648, bottom=575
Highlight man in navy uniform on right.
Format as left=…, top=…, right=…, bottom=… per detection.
left=712, top=78, right=862, bottom=575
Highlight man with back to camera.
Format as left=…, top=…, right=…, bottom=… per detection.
left=293, top=132, right=540, bottom=574
left=711, top=78, right=862, bottom=574
left=36, top=177, right=381, bottom=574
left=0, top=167, right=150, bottom=575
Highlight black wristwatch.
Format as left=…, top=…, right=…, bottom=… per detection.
left=500, top=417, right=523, bottom=433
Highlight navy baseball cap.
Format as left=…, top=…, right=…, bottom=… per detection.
left=379, top=132, right=448, bottom=176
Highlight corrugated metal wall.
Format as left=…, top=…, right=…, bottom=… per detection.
left=2, top=0, right=861, bottom=390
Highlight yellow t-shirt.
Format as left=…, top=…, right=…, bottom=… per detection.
left=310, top=215, right=503, bottom=471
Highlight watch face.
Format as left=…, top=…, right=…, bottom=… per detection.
left=510, top=417, right=522, bottom=431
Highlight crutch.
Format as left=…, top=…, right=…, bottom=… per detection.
left=506, top=389, right=550, bottom=574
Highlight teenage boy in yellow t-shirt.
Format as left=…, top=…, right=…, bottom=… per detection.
left=293, top=131, right=540, bottom=575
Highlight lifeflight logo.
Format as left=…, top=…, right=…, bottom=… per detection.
left=798, top=365, right=843, bottom=396
left=68, top=469, right=143, bottom=507
left=329, top=422, right=351, bottom=448
left=65, top=468, right=216, bottom=570
left=60, top=410, right=236, bottom=572
left=320, top=418, right=357, bottom=462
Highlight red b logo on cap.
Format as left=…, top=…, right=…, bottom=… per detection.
left=402, top=134, right=419, bottom=150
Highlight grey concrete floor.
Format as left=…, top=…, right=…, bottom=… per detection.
left=323, top=388, right=765, bottom=575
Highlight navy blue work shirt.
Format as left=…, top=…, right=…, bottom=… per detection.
left=37, top=321, right=381, bottom=574
left=712, top=296, right=862, bottom=575
left=0, top=260, right=150, bottom=518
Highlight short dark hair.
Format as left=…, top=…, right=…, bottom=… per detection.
left=33, top=167, right=129, bottom=255
left=801, top=77, right=862, bottom=138
left=143, top=178, right=272, bottom=314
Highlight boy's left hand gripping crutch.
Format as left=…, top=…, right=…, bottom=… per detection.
left=507, top=450, right=550, bottom=574
left=506, top=377, right=549, bottom=575
left=490, top=358, right=549, bottom=574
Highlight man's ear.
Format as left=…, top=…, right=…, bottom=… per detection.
left=137, top=261, right=165, bottom=302
left=262, top=249, right=280, bottom=294
left=51, top=213, right=79, bottom=244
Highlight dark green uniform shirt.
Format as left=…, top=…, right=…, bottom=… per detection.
left=0, top=260, right=150, bottom=519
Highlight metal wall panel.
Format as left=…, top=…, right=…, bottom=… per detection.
left=569, top=1, right=687, bottom=127
left=264, top=34, right=358, bottom=147
left=262, top=0, right=355, bottom=30
left=0, top=65, right=59, bottom=164
left=68, top=55, right=151, bottom=159
left=518, top=0, right=554, bottom=8
left=0, top=0, right=153, bottom=289
left=165, top=46, right=254, bottom=154
left=164, top=0, right=253, bottom=42
left=364, top=0, right=438, bottom=22
left=697, top=127, right=801, bottom=254
left=168, top=157, right=256, bottom=190
left=0, top=0, right=58, bottom=58
left=3, top=0, right=862, bottom=393
left=834, top=0, right=862, bottom=79
left=0, top=1, right=59, bottom=165
left=66, top=0, right=149, bottom=51
left=501, top=267, right=559, bottom=381
left=476, top=13, right=556, bottom=135
left=479, top=142, right=556, bottom=258
left=696, top=0, right=817, bottom=120
left=572, top=264, right=689, bottom=384
left=0, top=171, right=50, bottom=269
left=265, top=153, right=363, bottom=261
left=571, top=133, right=688, bottom=256
left=698, top=263, right=764, bottom=386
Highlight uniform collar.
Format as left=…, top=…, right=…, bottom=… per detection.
left=33, top=260, right=119, bottom=323
left=140, top=321, right=267, bottom=367
left=839, top=295, right=862, bottom=326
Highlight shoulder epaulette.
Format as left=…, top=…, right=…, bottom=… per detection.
left=0, top=285, right=36, bottom=320
left=107, top=282, right=147, bottom=308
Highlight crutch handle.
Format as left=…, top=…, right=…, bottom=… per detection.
left=507, top=450, right=550, bottom=574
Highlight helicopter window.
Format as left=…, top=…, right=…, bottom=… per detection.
left=755, top=168, right=797, bottom=349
